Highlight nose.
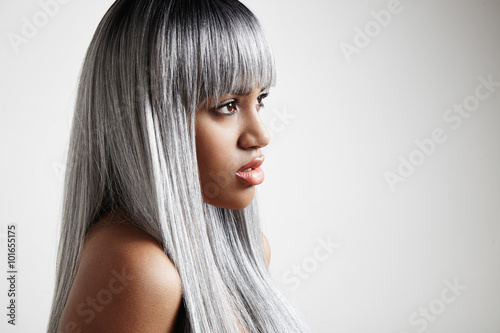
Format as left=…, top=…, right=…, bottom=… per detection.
left=238, top=107, right=271, bottom=150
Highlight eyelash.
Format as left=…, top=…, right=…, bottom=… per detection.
left=212, top=93, right=268, bottom=116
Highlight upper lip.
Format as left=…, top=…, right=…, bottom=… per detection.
left=237, top=156, right=264, bottom=172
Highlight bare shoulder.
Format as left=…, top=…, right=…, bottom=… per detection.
left=58, top=210, right=182, bottom=333
left=261, top=231, right=271, bottom=267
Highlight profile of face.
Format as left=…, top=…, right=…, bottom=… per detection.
left=196, top=87, right=271, bottom=210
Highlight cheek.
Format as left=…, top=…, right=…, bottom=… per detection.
left=195, top=117, right=238, bottom=185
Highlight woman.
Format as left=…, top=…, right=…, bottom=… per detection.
left=48, top=0, right=309, bottom=332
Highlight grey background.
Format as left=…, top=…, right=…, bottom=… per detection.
left=1, top=0, right=499, bottom=332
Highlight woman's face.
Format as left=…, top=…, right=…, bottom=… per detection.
left=195, top=87, right=271, bottom=209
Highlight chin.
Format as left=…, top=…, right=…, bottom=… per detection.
left=204, top=187, right=256, bottom=210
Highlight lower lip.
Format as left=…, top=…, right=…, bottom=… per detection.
left=236, top=167, right=264, bottom=185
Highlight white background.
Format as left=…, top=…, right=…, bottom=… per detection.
left=1, top=0, right=499, bottom=332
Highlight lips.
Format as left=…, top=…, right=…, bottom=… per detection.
left=236, top=156, right=265, bottom=185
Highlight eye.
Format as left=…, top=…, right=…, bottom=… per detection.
left=256, top=93, right=269, bottom=111
left=214, top=100, right=238, bottom=115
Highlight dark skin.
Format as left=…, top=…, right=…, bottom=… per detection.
left=196, top=88, right=271, bottom=209
left=58, top=89, right=272, bottom=332
left=58, top=211, right=183, bottom=333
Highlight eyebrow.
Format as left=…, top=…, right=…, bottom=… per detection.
left=227, top=87, right=267, bottom=96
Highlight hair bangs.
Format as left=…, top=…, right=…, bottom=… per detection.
left=196, top=1, right=276, bottom=107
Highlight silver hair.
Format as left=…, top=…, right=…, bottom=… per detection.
left=47, top=0, right=309, bottom=332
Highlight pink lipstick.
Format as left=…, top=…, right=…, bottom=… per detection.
left=236, top=156, right=265, bottom=185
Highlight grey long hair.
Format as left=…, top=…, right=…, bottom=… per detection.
left=47, top=0, right=309, bottom=332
